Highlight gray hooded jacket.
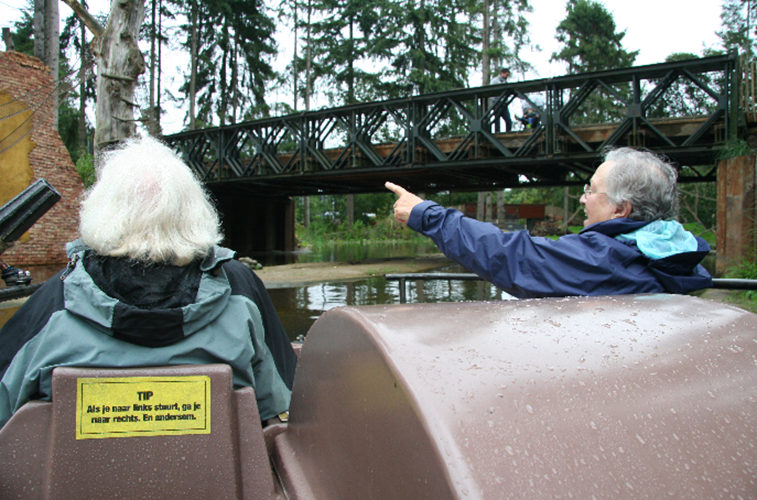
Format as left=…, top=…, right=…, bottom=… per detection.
left=0, top=240, right=294, bottom=426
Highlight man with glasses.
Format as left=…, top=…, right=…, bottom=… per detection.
left=385, top=147, right=712, bottom=298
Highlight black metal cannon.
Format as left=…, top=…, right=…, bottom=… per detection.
left=0, top=179, right=60, bottom=294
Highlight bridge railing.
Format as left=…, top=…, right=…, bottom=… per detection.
left=163, top=53, right=738, bottom=195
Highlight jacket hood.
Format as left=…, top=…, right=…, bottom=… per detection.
left=581, top=219, right=713, bottom=293
left=63, top=240, right=236, bottom=348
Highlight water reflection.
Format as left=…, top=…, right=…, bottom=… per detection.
left=268, top=265, right=516, bottom=341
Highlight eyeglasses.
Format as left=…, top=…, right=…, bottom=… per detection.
left=583, top=185, right=606, bottom=197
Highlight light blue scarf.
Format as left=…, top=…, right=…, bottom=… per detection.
left=615, top=220, right=698, bottom=260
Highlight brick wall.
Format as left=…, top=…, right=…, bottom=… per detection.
left=0, top=51, right=83, bottom=266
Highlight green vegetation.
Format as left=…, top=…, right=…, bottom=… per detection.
left=297, top=217, right=427, bottom=247
left=716, top=138, right=757, bottom=160
left=551, top=0, right=638, bottom=73
left=718, top=0, right=757, bottom=61
left=682, top=222, right=717, bottom=247
left=723, top=260, right=757, bottom=313
left=75, top=153, right=96, bottom=189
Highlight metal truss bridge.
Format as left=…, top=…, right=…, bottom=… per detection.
left=163, top=53, right=739, bottom=197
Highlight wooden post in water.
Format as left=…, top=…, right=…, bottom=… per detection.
left=716, top=155, right=756, bottom=275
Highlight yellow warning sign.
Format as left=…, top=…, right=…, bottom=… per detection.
left=75, top=376, right=211, bottom=440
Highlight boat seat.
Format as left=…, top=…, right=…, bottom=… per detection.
left=0, top=364, right=283, bottom=500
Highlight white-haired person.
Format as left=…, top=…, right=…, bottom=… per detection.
left=0, top=135, right=296, bottom=428
left=386, top=147, right=712, bottom=298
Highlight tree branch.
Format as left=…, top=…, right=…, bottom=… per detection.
left=60, top=0, right=104, bottom=38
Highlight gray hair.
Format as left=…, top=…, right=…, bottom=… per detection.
left=602, top=147, right=679, bottom=221
left=79, top=135, right=223, bottom=266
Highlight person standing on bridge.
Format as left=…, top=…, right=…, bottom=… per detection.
left=489, top=67, right=513, bottom=133
left=0, top=135, right=296, bottom=428
left=385, top=147, right=712, bottom=298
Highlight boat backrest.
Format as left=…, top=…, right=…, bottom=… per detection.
left=272, top=295, right=757, bottom=500
left=0, top=364, right=283, bottom=500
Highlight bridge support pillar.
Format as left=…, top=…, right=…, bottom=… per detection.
left=716, top=156, right=756, bottom=275
left=211, top=190, right=294, bottom=258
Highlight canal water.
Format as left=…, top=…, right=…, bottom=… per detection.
left=255, top=241, right=517, bottom=341
left=262, top=241, right=718, bottom=341
left=268, top=263, right=517, bottom=341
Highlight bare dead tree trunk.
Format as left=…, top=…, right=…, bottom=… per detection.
left=148, top=0, right=157, bottom=135
left=34, top=0, right=45, bottom=61
left=231, top=35, right=238, bottom=123
left=492, top=0, right=500, bottom=69
left=305, top=0, right=312, bottom=111
left=482, top=0, right=490, bottom=85
left=480, top=1, right=491, bottom=229
left=91, top=0, right=146, bottom=153
left=2, top=28, right=14, bottom=51
left=415, top=0, right=425, bottom=93
left=78, top=5, right=89, bottom=155
left=189, top=0, right=198, bottom=130
left=33, top=0, right=60, bottom=129
left=292, top=0, right=298, bottom=111
left=218, top=18, right=228, bottom=126
left=47, top=0, right=59, bottom=129
left=347, top=17, right=354, bottom=104
left=303, top=0, right=313, bottom=229
left=155, top=0, right=163, bottom=134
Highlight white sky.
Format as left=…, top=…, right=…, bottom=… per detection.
left=518, top=0, right=724, bottom=81
left=0, top=0, right=726, bottom=134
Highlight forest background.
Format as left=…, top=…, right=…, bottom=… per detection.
left=0, top=0, right=753, bottom=252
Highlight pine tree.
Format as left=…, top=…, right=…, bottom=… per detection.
left=141, top=0, right=172, bottom=135
left=718, top=0, right=756, bottom=60
left=303, top=0, right=389, bottom=106
left=174, top=0, right=277, bottom=128
left=551, top=0, right=637, bottom=74
left=379, top=0, right=478, bottom=97
left=60, top=8, right=97, bottom=162
left=551, top=0, right=638, bottom=124
left=484, top=0, right=533, bottom=78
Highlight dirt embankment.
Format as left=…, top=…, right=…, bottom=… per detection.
left=255, top=254, right=452, bottom=288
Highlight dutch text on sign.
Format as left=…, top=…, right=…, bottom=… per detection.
left=75, top=376, right=211, bottom=439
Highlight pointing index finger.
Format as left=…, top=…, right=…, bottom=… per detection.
left=385, top=181, right=408, bottom=196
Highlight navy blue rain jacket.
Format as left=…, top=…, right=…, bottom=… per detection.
left=408, top=201, right=712, bottom=298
